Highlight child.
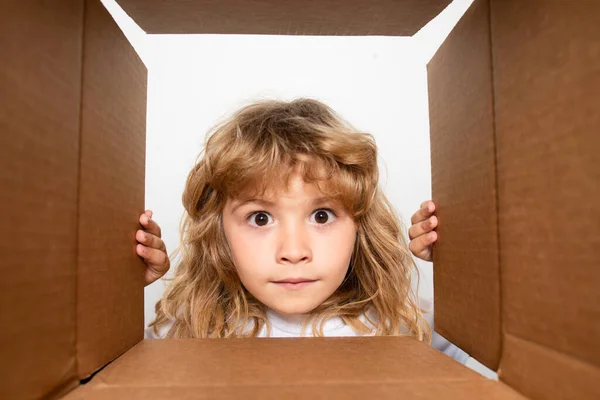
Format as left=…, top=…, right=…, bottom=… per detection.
left=136, top=99, right=466, bottom=363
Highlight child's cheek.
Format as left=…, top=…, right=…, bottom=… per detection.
left=230, top=230, right=274, bottom=278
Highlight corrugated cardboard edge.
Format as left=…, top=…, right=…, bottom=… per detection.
left=427, top=0, right=501, bottom=370
left=0, top=1, right=84, bottom=399
left=490, top=1, right=600, bottom=398
left=116, top=0, right=450, bottom=36
left=76, top=0, right=147, bottom=379
left=67, top=381, right=524, bottom=400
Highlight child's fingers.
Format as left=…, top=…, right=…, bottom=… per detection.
left=136, top=244, right=170, bottom=271
left=137, top=244, right=171, bottom=286
left=408, top=215, right=438, bottom=240
left=409, top=231, right=437, bottom=262
left=136, top=229, right=166, bottom=251
left=139, top=213, right=162, bottom=238
left=411, top=201, right=436, bottom=225
left=144, top=266, right=167, bottom=287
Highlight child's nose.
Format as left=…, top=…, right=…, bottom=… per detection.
left=276, top=225, right=312, bottom=264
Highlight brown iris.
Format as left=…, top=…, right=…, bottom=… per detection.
left=254, top=213, right=269, bottom=226
left=315, top=210, right=329, bottom=224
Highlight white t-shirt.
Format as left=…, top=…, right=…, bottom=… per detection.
left=144, top=298, right=470, bottom=365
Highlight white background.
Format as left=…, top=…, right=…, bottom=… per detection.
left=142, top=34, right=434, bottom=323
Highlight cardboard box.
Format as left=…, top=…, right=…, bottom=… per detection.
left=1, top=0, right=598, bottom=399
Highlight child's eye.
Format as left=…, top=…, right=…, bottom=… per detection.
left=310, top=209, right=336, bottom=225
left=247, top=212, right=273, bottom=228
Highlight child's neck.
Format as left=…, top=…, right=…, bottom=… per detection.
left=266, top=308, right=312, bottom=334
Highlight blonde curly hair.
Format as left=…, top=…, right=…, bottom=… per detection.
left=149, top=98, right=430, bottom=342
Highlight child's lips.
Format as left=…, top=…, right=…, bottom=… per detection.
left=272, top=279, right=318, bottom=290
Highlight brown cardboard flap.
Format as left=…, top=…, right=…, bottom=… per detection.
left=116, top=0, right=450, bottom=36
left=0, top=1, right=83, bottom=399
left=501, top=335, right=600, bottom=400
left=86, top=338, right=482, bottom=385
left=66, top=337, right=525, bottom=399
left=427, top=0, right=501, bottom=370
left=491, top=0, right=600, bottom=398
left=77, top=0, right=147, bottom=379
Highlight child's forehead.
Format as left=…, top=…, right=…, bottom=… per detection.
left=224, top=161, right=353, bottom=212
left=224, top=172, right=357, bottom=217
left=236, top=174, right=330, bottom=202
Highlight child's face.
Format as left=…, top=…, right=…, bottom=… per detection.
left=223, top=173, right=357, bottom=315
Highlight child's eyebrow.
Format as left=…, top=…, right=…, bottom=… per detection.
left=231, top=197, right=334, bottom=213
left=231, top=198, right=275, bottom=214
left=310, top=197, right=334, bottom=207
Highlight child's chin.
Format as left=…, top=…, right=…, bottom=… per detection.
left=271, top=303, right=318, bottom=316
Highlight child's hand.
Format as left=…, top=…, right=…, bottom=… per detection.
left=408, top=200, right=438, bottom=262
left=136, top=210, right=170, bottom=286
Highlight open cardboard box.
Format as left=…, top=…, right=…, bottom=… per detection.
left=1, top=0, right=598, bottom=399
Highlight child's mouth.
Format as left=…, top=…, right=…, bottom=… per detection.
left=272, top=279, right=318, bottom=290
